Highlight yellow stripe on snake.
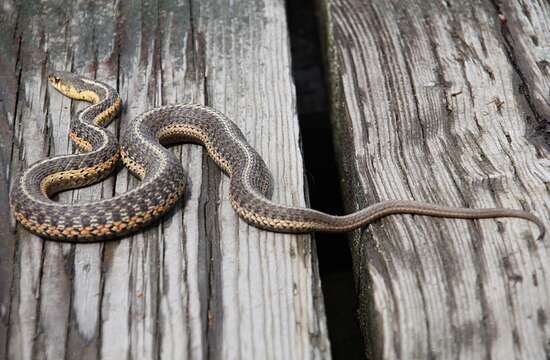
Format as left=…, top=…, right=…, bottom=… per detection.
left=10, top=72, right=546, bottom=242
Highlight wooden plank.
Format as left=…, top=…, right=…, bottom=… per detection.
left=319, top=0, right=550, bottom=358
left=496, top=0, right=550, bottom=132
left=0, top=1, right=20, bottom=356
left=1, top=0, right=330, bottom=358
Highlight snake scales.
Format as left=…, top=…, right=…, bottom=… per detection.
left=10, top=72, right=546, bottom=242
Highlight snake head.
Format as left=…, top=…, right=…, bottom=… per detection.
left=47, top=71, right=101, bottom=103
left=47, top=71, right=76, bottom=87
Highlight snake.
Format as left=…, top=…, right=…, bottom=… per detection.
left=10, top=72, right=546, bottom=242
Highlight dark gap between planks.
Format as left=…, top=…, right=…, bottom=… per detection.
left=285, top=0, right=366, bottom=359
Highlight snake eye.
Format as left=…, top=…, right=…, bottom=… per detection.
left=48, top=75, right=60, bottom=84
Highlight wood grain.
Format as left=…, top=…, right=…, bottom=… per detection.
left=0, top=1, right=19, bottom=356
left=495, top=0, right=550, bottom=138
left=0, top=0, right=330, bottom=359
left=319, top=0, right=550, bottom=358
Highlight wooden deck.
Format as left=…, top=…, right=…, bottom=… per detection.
left=320, top=0, right=550, bottom=358
left=2, top=0, right=550, bottom=359
left=0, top=0, right=329, bottom=358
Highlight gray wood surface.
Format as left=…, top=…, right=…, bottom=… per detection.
left=319, top=0, right=550, bottom=358
left=497, top=0, right=550, bottom=131
left=0, top=0, right=330, bottom=359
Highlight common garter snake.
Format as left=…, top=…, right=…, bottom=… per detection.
left=10, top=72, right=546, bottom=241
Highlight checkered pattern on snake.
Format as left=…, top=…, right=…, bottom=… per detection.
left=10, top=72, right=546, bottom=242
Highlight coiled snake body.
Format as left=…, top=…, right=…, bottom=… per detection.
left=10, top=72, right=546, bottom=242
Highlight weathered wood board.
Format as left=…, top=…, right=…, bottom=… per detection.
left=496, top=0, right=550, bottom=130
left=319, top=0, right=550, bottom=358
left=0, top=0, right=330, bottom=359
